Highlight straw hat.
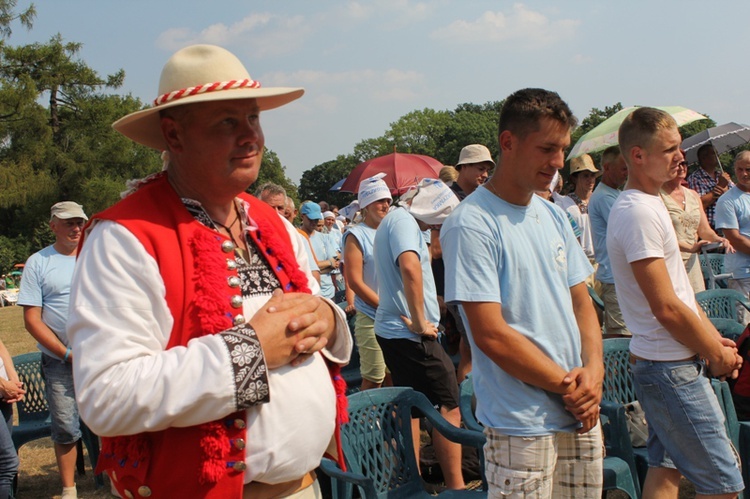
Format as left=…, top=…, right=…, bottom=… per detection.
left=113, top=45, right=305, bottom=150
left=569, top=154, right=600, bottom=176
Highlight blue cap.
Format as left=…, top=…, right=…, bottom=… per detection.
left=300, top=202, right=323, bottom=220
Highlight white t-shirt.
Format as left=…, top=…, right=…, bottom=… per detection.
left=607, top=190, right=698, bottom=360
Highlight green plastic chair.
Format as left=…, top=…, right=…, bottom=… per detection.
left=11, top=352, right=103, bottom=488
left=319, top=387, right=486, bottom=498
left=696, top=289, right=750, bottom=324
left=699, top=253, right=731, bottom=289
left=587, top=285, right=605, bottom=313
left=458, top=374, right=639, bottom=498
left=709, top=317, right=746, bottom=342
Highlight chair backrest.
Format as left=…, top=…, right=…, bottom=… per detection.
left=696, top=289, right=750, bottom=323
left=710, top=318, right=747, bottom=342
left=12, top=352, right=50, bottom=422
left=602, top=338, right=636, bottom=405
left=458, top=374, right=482, bottom=433
left=340, top=387, right=426, bottom=498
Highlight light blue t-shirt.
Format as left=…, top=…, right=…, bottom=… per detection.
left=442, top=187, right=592, bottom=435
left=589, top=182, right=621, bottom=284
left=17, top=245, right=77, bottom=360
left=343, top=224, right=378, bottom=319
left=715, top=186, right=750, bottom=279
left=309, top=231, right=335, bottom=299
left=374, top=208, right=439, bottom=341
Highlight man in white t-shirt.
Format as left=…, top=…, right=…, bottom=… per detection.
left=442, top=88, right=603, bottom=498
left=608, top=107, right=743, bottom=498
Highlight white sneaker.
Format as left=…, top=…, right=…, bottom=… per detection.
left=61, top=485, right=77, bottom=499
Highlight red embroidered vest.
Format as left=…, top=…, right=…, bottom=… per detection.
left=80, top=174, right=347, bottom=498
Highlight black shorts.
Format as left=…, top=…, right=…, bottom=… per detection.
left=376, top=336, right=459, bottom=410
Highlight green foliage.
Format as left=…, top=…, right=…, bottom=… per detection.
left=249, top=148, right=299, bottom=202
left=0, top=233, right=29, bottom=273
left=298, top=154, right=358, bottom=206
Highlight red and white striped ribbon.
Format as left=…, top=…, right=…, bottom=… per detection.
left=153, top=78, right=262, bottom=106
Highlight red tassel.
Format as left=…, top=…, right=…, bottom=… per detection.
left=199, top=421, right=230, bottom=484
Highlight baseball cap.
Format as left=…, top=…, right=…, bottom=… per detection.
left=50, top=201, right=88, bottom=222
left=300, top=202, right=323, bottom=220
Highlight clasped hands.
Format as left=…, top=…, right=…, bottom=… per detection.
left=250, top=289, right=336, bottom=370
left=0, top=378, right=25, bottom=403
left=561, top=365, right=603, bottom=434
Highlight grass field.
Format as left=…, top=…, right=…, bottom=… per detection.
left=0, top=305, right=109, bottom=499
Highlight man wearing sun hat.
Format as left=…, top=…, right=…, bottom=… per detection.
left=373, top=178, right=466, bottom=491
left=67, top=45, right=351, bottom=499
left=18, top=201, right=88, bottom=499
left=452, top=144, right=495, bottom=200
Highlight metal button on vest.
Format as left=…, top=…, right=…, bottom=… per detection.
left=124, top=490, right=134, bottom=499
left=221, top=240, right=235, bottom=253
left=233, top=315, right=246, bottom=326
left=226, top=259, right=238, bottom=271
left=233, top=461, right=247, bottom=472
left=138, top=486, right=152, bottom=497
left=234, top=419, right=246, bottom=429
left=234, top=438, right=246, bottom=450
left=230, top=295, right=243, bottom=308
left=227, top=276, right=241, bottom=288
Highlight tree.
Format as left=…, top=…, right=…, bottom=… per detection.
left=437, top=101, right=502, bottom=166
left=249, top=148, right=299, bottom=201
left=298, top=154, right=358, bottom=206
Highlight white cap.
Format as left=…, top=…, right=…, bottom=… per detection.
left=50, top=201, right=88, bottom=222
left=358, top=173, right=392, bottom=209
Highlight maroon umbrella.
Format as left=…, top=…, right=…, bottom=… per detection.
left=340, top=152, right=444, bottom=195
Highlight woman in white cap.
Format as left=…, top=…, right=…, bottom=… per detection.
left=343, top=173, right=392, bottom=390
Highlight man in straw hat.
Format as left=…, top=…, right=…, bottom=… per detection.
left=442, top=88, right=604, bottom=497
left=609, top=107, right=743, bottom=498
left=373, top=178, right=465, bottom=491
left=67, top=45, right=352, bottom=499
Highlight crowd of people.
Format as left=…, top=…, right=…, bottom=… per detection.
left=0, top=43, right=747, bottom=498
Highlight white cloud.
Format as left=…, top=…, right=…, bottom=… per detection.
left=571, top=54, right=593, bottom=65
left=263, top=68, right=426, bottom=110
left=156, top=13, right=312, bottom=58
left=434, top=3, right=580, bottom=49
left=338, top=0, right=432, bottom=27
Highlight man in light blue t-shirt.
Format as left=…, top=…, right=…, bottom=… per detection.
left=17, top=201, right=88, bottom=499
left=716, top=151, right=750, bottom=321
left=442, top=88, right=603, bottom=498
left=588, top=145, right=630, bottom=335
left=373, top=178, right=464, bottom=490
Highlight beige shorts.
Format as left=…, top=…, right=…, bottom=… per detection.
left=483, top=424, right=603, bottom=498
left=353, top=312, right=388, bottom=383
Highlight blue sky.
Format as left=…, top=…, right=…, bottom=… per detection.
left=12, top=1, right=750, bottom=183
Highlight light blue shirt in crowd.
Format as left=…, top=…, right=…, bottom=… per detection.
left=715, top=186, right=750, bottom=279
left=589, top=182, right=621, bottom=284
left=441, top=187, right=592, bottom=435
left=309, top=231, right=335, bottom=299
left=17, top=245, right=77, bottom=360
left=374, top=208, right=439, bottom=341
left=343, top=224, right=378, bottom=319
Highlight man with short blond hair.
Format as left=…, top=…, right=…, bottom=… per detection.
left=609, top=107, right=743, bottom=498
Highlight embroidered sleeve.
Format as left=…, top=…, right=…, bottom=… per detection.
left=218, top=324, right=270, bottom=408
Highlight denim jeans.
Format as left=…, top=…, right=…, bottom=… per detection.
left=0, top=401, right=18, bottom=499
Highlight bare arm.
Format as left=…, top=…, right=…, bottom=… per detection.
left=0, top=340, right=24, bottom=403
left=23, top=306, right=69, bottom=361
left=343, top=235, right=378, bottom=309
left=723, top=229, right=750, bottom=256
left=430, top=228, right=443, bottom=260
left=631, top=257, right=740, bottom=376
left=693, top=190, right=731, bottom=250
left=398, top=250, right=437, bottom=338
left=460, top=301, right=574, bottom=395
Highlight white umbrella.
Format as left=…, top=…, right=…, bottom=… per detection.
left=681, top=122, right=750, bottom=165
left=568, top=106, right=707, bottom=159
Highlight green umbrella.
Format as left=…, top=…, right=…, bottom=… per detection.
left=567, top=106, right=707, bottom=159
